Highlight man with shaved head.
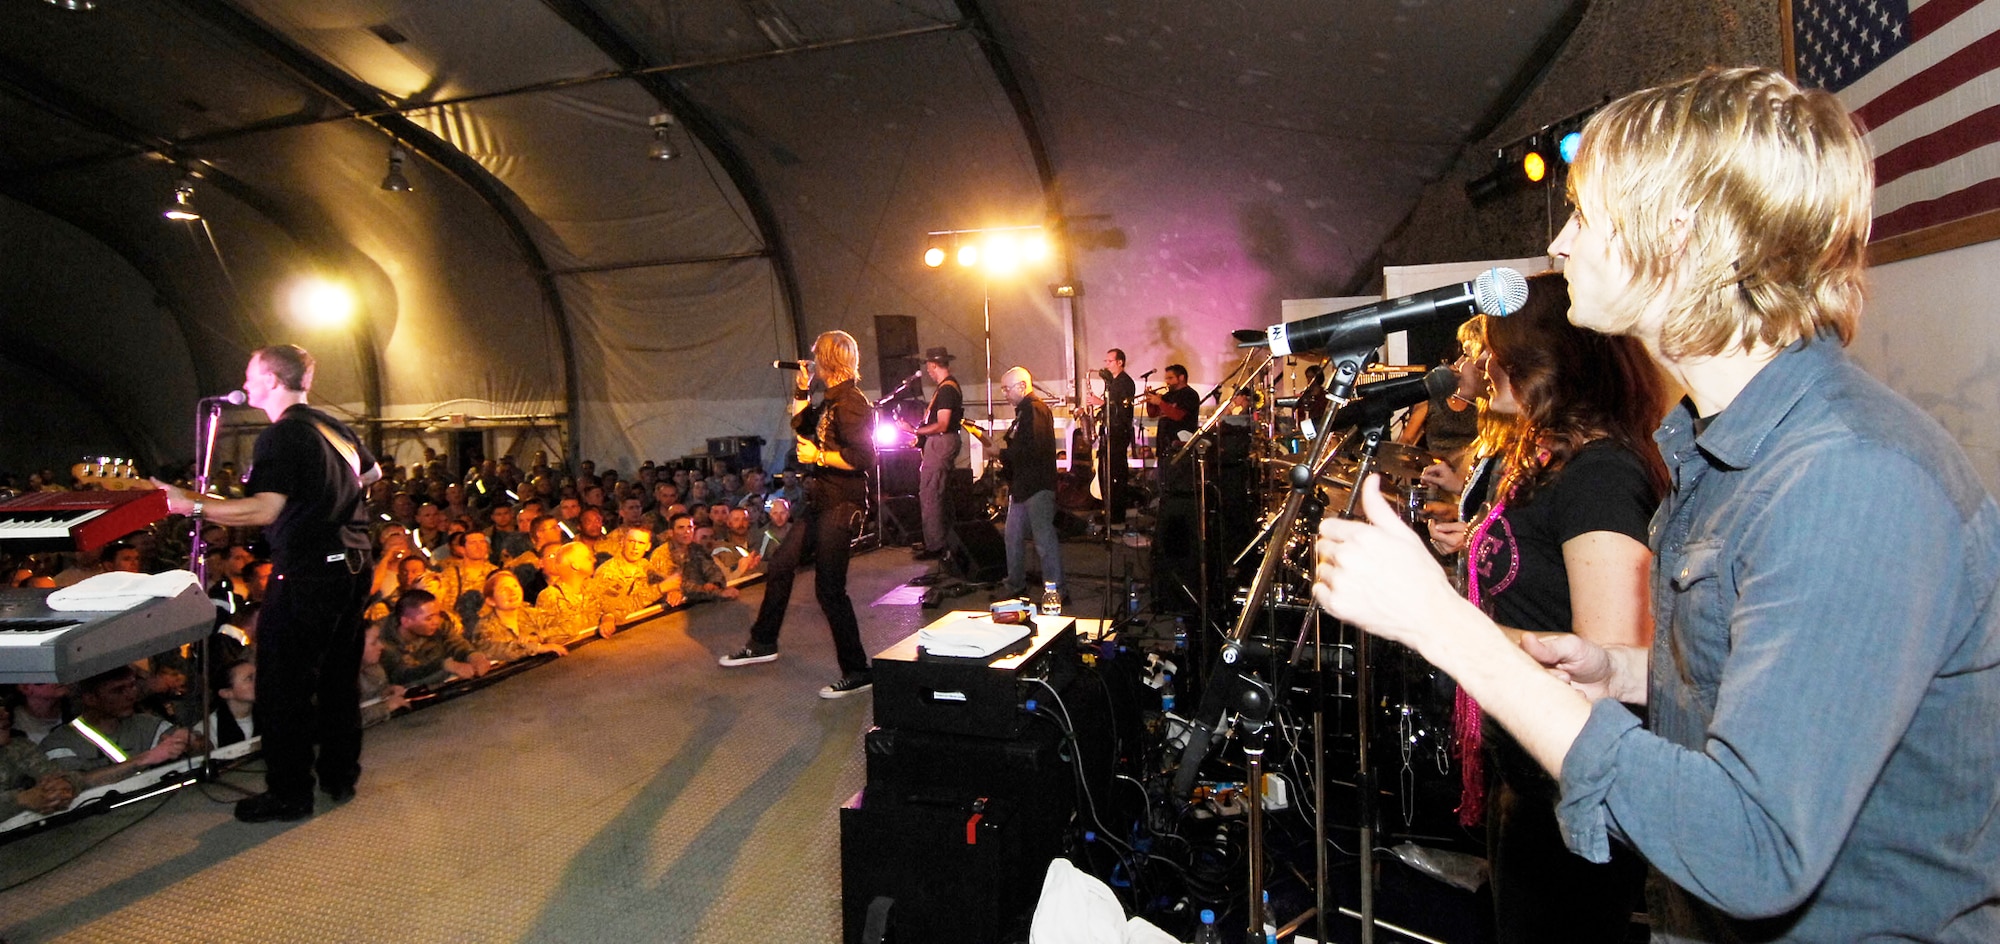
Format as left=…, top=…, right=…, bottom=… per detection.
left=999, top=366, right=1062, bottom=599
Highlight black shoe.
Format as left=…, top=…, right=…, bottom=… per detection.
left=235, top=792, right=313, bottom=823
left=322, top=783, right=356, bottom=803
left=719, top=645, right=780, bottom=667
left=911, top=549, right=943, bottom=561
left=819, top=672, right=874, bottom=699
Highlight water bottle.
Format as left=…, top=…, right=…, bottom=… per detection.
left=1192, top=909, right=1222, bottom=944
left=1040, top=581, right=1062, bottom=616
left=1173, top=617, right=1188, bottom=653
left=1261, top=890, right=1279, bottom=943
left=1124, top=570, right=1140, bottom=621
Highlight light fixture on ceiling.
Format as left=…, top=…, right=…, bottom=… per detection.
left=647, top=113, right=681, bottom=161
left=162, top=175, right=200, bottom=221
left=42, top=0, right=98, bottom=10
left=380, top=145, right=413, bottom=192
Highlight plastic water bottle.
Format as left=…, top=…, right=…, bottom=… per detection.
left=1174, top=617, right=1188, bottom=653
left=1124, top=571, right=1140, bottom=620
left=1040, top=581, right=1062, bottom=616
left=1261, top=890, right=1279, bottom=943
left=1192, top=908, right=1222, bottom=944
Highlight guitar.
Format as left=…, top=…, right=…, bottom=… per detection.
left=70, top=458, right=151, bottom=491
left=962, top=420, right=1010, bottom=482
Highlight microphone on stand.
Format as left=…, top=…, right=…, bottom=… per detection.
left=201, top=390, right=248, bottom=405
left=1246, top=267, right=1529, bottom=356
left=772, top=360, right=814, bottom=371
left=1138, top=368, right=1157, bottom=379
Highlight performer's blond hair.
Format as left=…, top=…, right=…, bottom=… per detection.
left=812, top=331, right=860, bottom=386
left=1570, top=66, right=1872, bottom=357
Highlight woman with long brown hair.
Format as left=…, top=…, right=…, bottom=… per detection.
left=1457, top=271, right=1666, bottom=943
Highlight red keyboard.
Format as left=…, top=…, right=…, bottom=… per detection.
left=0, top=489, right=169, bottom=553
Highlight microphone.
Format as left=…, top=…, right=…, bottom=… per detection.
left=1326, top=371, right=1436, bottom=429
left=202, top=390, right=248, bottom=405
left=772, top=360, right=813, bottom=371
left=1253, top=267, right=1529, bottom=356
left=1138, top=369, right=1157, bottom=379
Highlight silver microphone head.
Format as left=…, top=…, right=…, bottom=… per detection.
left=1473, top=267, right=1530, bottom=318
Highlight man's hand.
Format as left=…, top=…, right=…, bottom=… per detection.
left=469, top=652, right=493, bottom=676
left=1520, top=634, right=1647, bottom=704
left=720, top=586, right=740, bottom=600
left=383, top=685, right=411, bottom=713
left=1312, top=476, right=1464, bottom=651
left=139, top=728, right=192, bottom=766
left=17, top=774, right=77, bottom=814
left=795, top=437, right=822, bottom=466
left=665, top=588, right=686, bottom=608
left=149, top=479, right=199, bottom=515
left=742, top=552, right=762, bottom=571
left=598, top=614, right=618, bottom=640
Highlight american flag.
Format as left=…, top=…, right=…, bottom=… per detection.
left=1793, top=0, right=2000, bottom=243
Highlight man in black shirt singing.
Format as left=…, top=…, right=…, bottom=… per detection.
left=1145, top=364, right=1203, bottom=494
left=899, top=347, right=962, bottom=561
left=156, top=344, right=379, bottom=822
left=999, top=366, right=1063, bottom=597
left=720, top=330, right=878, bottom=698
left=1085, top=348, right=1135, bottom=528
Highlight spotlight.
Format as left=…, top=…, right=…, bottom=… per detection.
left=872, top=423, right=901, bottom=447
left=923, top=246, right=946, bottom=267
left=1557, top=130, right=1582, bottom=165
left=162, top=176, right=200, bottom=221
left=1021, top=233, right=1052, bottom=262
left=956, top=244, right=979, bottom=267
left=380, top=146, right=412, bottom=192
left=288, top=277, right=356, bottom=327
left=42, top=0, right=96, bottom=9
left=984, top=234, right=1019, bottom=273
left=1522, top=137, right=1548, bottom=184
left=647, top=113, right=681, bottom=161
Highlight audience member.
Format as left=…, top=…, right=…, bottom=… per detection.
left=39, top=667, right=201, bottom=788
left=436, top=530, right=497, bottom=623
left=357, top=623, right=410, bottom=727
left=653, top=513, right=737, bottom=603
left=12, top=682, right=68, bottom=744
left=0, top=698, right=78, bottom=818
left=207, top=659, right=257, bottom=747
left=377, top=590, right=490, bottom=688
left=465, top=570, right=567, bottom=661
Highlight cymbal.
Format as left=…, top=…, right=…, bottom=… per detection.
left=1339, top=441, right=1439, bottom=480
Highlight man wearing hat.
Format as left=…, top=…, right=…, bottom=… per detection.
left=899, top=347, right=963, bottom=561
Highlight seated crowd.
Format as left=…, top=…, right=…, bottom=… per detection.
left=0, top=451, right=797, bottom=827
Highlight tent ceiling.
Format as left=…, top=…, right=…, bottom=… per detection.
left=0, top=0, right=1576, bottom=470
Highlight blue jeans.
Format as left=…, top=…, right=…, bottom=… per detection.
left=1004, top=488, right=1061, bottom=593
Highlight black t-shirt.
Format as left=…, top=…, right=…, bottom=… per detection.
left=245, top=404, right=377, bottom=573
left=920, top=377, right=963, bottom=447
left=1471, top=439, right=1656, bottom=639
left=1474, top=439, right=1656, bottom=793
left=1156, top=386, right=1202, bottom=455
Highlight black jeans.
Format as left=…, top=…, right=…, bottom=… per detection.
left=747, top=495, right=869, bottom=676
left=255, top=556, right=372, bottom=801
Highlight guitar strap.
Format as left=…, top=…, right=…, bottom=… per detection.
left=305, top=415, right=364, bottom=482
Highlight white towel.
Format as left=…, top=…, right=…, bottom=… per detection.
left=46, top=570, right=201, bottom=612
left=917, top=614, right=1031, bottom=658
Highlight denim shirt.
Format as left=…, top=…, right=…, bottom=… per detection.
left=1556, top=337, right=2000, bottom=942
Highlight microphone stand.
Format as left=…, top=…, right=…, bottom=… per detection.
left=1170, top=343, right=1379, bottom=942
left=186, top=397, right=236, bottom=792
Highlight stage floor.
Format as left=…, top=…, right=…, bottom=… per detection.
left=1, top=541, right=1145, bottom=944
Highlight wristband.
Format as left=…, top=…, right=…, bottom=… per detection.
left=192, top=499, right=206, bottom=518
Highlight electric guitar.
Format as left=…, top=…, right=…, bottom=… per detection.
left=69, top=458, right=151, bottom=491
left=962, top=420, right=1011, bottom=482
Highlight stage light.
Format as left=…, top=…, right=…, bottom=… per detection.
left=1558, top=130, right=1582, bottom=164
left=1021, top=233, right=1052, bottom=262
left=956, top=244, right=980, bottom=267
left=647, top=113, right=681, bottom=161
left=872, top=423, right=900, bottom=447
left=42, top=0, right=96, bottom=10
left=923, top=246, right=946, bottom=267
left=1522, top=139, right=1548, bottom=184
left=161, top=176, right=200, bottom=221
left=380, top=146, right=412, bottom=192
left=288, top=277, right=356, bottom=327
left=983, top=233, right=1019, bottom=273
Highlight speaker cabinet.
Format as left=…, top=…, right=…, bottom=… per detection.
left=880, top=495, right=922, bottom=547
left=946, top=519, right=1007, bottom=583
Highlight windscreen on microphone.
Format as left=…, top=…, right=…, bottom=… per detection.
left=204, top=390, right=248, bottom=404
left=772, top=360, right=813, bottom=371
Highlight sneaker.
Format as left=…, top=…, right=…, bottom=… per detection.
left=322, top=783, right=357, bottom=803
left=234, top=792, right=313, bottom=823
left=819, top=672, right=874, bottom=699
left=719, top=645, right=779, bottom=667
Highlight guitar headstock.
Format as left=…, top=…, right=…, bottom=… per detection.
left=71, top=457, right=149, bottom=491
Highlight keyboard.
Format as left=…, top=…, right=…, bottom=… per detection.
left=0, top=489, right=168, bottom=553
left=0, top=585, right=213, bottom=683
